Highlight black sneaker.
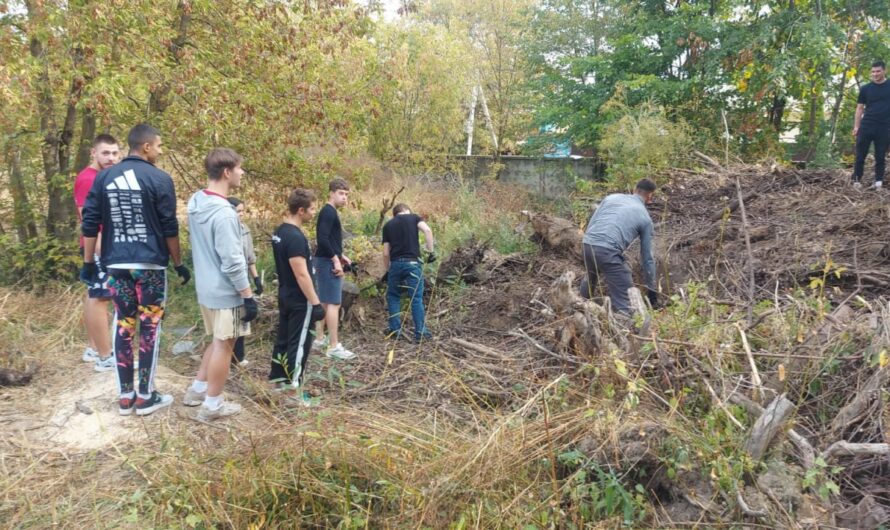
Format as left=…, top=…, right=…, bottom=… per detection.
left=135, top=391, right=174, bottom=416
left=415, top=332, right=433, bottom=344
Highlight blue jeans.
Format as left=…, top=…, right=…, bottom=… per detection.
left=386, top=261, right=428, bottom=339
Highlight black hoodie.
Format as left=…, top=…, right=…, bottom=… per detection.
left=81, top=155, right=179, bottom=268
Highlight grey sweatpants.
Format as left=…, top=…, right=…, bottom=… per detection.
left=581, top=243, right=633, bottom=315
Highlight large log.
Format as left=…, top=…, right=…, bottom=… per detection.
left=522, top=211, right=582, bottom=258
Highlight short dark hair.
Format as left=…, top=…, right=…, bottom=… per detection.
left=392, top=203, right=410, bottom=216
left=635, top=178, right=657, bottom=193
left=205, top=148, right=243, bottom=181
left=227, top=197, right=243, bottom=207
left=93, top=134, right=118, bottom=147
left=872, top=60, right=886, bottom=69
left=329, top=178, right=349, bottom=192
left=288, top=188, right=316, bottom=214
left=127, top=124, right=160, bottom=152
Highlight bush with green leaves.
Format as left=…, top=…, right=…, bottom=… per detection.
left=0, top=235, right=79, bottom=290
left=597, top=101, right=691, bottom=190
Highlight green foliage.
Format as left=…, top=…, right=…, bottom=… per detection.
left=525, top=0, right=890, bottom=160
left=0, top=235, right=79, bottom=289
left=436, top=185, right=535, bottom=255
left=367, top=22, right=473, bottom=164
left=802, top=457, right=843, bottom=501
left=597, top=100, right=690, bottom=189
left=559, top=453, right=648, bottom=526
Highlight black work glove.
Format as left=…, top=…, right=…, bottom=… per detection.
left=253, top=276, right=264, bottom=296
left=424, top=251, right=437, bottom=264
left=174, top=264, right=191, bottom=285
left=241, top=297, right=258, bottom=323
left=310, top=303, right=325, bottom=323
left=647, top=290, right=658, bottom=308
left=80, top=262, right=98, bottom=286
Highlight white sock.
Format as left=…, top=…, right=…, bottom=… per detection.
left=191, top=380, right=208, bottom=393
left=203, top=394, right=222, bottom=410
left=120, top=391, right=135, bottom=399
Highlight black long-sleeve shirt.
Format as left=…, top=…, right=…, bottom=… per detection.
left=315, top=203, right=342, bottom=259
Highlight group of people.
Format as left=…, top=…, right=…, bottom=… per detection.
left=76, top=123, right=436, bottom=420
left=73, top=59, right=888, bottom=421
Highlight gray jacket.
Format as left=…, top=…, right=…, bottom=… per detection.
left=240, top=222, right=257, bottom=266
left=583, top=193, right=656, bottom=290
left=187, top=191, right=249, bottom=309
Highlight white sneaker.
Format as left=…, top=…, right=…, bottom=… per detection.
left=238, top=359, right=249, bottom=367
left=94, top=355, right=116, bottom=372
left=871, top=181, right=883, bottom=190
left=182, top=386, right=206, bottom=407
left=82, top=347, right=100, bottom=363
left=197, top=401, right=242, bottom=421
left=854, top=181, right=862, bottom=190
left=325, top=343, right=356, bottom=360
left=312, top=336, right=329, bottom=352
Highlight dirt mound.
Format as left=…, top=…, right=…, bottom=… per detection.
left=656, top=166, right=890, bottom=297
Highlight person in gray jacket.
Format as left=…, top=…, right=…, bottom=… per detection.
left=227, top=196, right=262, bottom=366
left=182, top=148, right=258, bottom=421
left=581, top=179, right=658, bottom=314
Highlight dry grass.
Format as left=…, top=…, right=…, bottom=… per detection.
left=4, top=168, right=889, bottom=529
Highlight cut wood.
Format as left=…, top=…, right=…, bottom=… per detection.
left=729, top=393, right=815, bottom=468
left=521, top=210, right=582, bottom=258
left=744, top=393, right=795, bottom=461
left=830, top=366, right=889, bottom=436
left=821, top=441, right=890, bottom=461
left=450, top=338, right=509, bottom=361
left=708, top=192, right=759, bottom=222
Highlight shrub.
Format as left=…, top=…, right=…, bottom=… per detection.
left=597, top=101, right=691, bottom=190
left=0, top=235, right=80, bottom=290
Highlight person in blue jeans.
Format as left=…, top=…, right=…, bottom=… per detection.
left=382, top=203, right=435, bottom=343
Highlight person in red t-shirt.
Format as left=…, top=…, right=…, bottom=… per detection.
left=74, top=134, right=121, bottom=371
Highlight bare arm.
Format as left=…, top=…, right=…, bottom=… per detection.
left=166, top=236, right=183, bottom=267
left=83, top=237, right=98, bottom=263
left=383, top=242, right=391, bottom=271
left=418, top=221, right=434, bottom=252
left=854, top=103, right=865, bottom=136
left=290, top=256, right=321, bottom=305
left=249, top=263, right=258, bottom=278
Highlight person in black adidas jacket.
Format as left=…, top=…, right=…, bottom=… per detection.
left=81, top=123, right=190, bottom=417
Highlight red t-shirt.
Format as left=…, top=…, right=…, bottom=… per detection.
left=74, top=166, right=98, bottom=247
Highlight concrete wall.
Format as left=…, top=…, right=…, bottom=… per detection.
left=450, top=155, right=602, bottom=198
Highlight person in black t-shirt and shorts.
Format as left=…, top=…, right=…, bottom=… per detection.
left=313, top=178, right=357, bottom=360
left=382, top=203, right=436, bottom=343
left=269, top=188, right=325, bottom=405
left=853, top=60, right=890, bottom=190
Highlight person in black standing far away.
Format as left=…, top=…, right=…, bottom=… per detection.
left=853, top=60, right=890, bottom=190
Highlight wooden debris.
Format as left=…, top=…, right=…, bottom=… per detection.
left=744, top=393, right=795, bottom=461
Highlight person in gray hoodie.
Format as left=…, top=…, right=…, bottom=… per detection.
left=182, top=148, right=258, bottom=421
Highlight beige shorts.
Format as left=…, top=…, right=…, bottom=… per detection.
left=200, top=305, right=252, bottom=340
